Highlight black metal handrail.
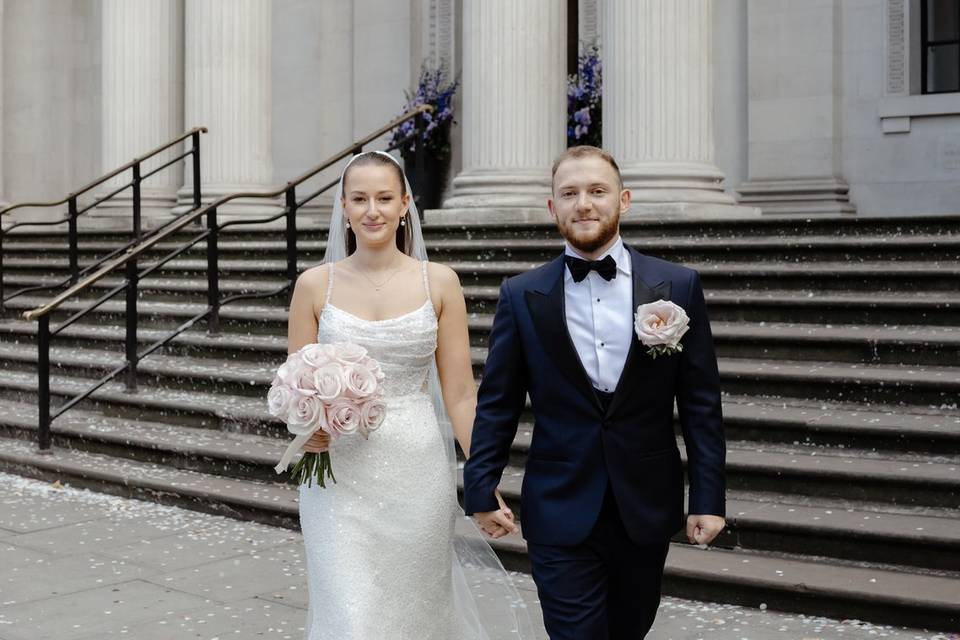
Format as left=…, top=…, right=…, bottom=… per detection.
left=23, top=105, right=430, bottom=451
left=0, top=127, right=207, bottom=313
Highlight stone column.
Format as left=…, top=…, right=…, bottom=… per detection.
left=443, top=0, right=566, bottom=209
left=178, top=0, right=276, bottom=214
left=0, top=0, right=6, bottom=210
left=579, top=0, right=602, bottom=44
left=93, top=0, right=183, bottom=221
left=737, top=0, right=855, bottom=214
left=603, top=0, right=752, bottom=215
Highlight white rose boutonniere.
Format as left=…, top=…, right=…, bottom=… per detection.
left=634, top=300, right=690, bottom=359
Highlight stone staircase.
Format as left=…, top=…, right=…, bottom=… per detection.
left=0, top=213, right=958, bottom=631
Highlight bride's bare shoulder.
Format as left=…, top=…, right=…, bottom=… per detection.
left=426, top=262, right=463, bottom=298
left=294, top=263, right=332, bottom=305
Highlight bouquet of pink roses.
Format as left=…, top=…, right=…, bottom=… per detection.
left=269, top=342, right=387, bottom=487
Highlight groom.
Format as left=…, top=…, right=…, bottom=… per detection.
left=463, top=146, right=726, bottom=639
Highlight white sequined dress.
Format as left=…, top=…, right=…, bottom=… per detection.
left=298, top=262, right=462, bottom=639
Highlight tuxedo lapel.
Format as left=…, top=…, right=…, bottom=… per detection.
left=524, top=256, right=603, bottom=412
left=606, top=247, right=672, bottom=418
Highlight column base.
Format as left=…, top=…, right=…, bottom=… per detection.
left=627, top=201, right=760, bottom=218
left=443, top=171, right=552, bottom=209
left=737, top=178, right=857, bottom=215
left=621, top=162, right=737, bottom=206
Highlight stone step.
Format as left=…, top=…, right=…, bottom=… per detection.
left=7, top=211, right=959, bottom=240
left=1, top=335, right=954, bottom=457
left=3, top=403, right=958, bottom=572
left=716, top=396, right=960, bottom=455
left=0, top=437, right=956, bottom=630
left=4, top=256, right=958, bottom=292
left=464, top=285, right=960, bottom=325
left=8, top=273, right=957, bottom=328
left=2, top=322, right=957, bottom=405
left=4, top=305, right=959, bottom=368
left=488, top=441, right=960, bottom=513
left=5, top=233, right=959, bottom=263
left=6, top=389, right=957, bottom=572
left=1, top=363, right=956, bottom=509
left=462, top=315, right=960, bottom=366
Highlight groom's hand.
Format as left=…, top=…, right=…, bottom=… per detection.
left=686, top=514, right=725, bottom=546
left=474, top=490, right=518, bottom=539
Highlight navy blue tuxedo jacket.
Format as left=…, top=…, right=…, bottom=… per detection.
left=463, top=246, right=726, bottom=546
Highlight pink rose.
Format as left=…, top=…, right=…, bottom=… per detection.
left=267, top=383, right=296, bottom=418
left=363, top=357, right=385, bottom=381
left=299, top=343, right=332, bottom=368
left=359, top=398, right=387, bottom=439
left=276, top=352, right=317, bottom=394
left=634, top=300, right=690, bottom=348
left=276, top=353, right=303, bottom=386
left=312, top=362, right=345, bottom=402
left=326, top=398, right=361, bottom=436
left=286, top=394, right=327, bottom=435
left=343, top=363, right=378, bottom=400
left=332, top=342, right=368, bottom=365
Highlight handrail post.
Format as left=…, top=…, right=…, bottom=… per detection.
left=191, top=130, right=202, bottom=211
left=0, top=226, right=5, bottom=313
left=414, top=113, right=426, bottom=220
left=68, top=196, right=79, bottom=283
left=206, top=206, right=220, bottom=335
left=38, top=315, right=52, bottom=452
left=132, top=162, right=142, bottom=241
left=285, top=186, right=298, bottom=288
left=124, top=259, right=139, bottom=392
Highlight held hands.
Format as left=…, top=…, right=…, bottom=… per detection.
left=686, top=514, right=725, bottom=546
left=474, top=490, right=518, bottom=539
left=303, top=431, right=331, bottom=453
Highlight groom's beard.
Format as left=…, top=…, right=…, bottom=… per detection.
left=556, top=211, right=620, bottom=254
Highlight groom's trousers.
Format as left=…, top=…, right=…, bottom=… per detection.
left=527, top=485, right=670, bottom=639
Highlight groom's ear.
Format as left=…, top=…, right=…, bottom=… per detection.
left=619, top=188, right=631, bottom=215
left=546, top=197, right=557, bottom=220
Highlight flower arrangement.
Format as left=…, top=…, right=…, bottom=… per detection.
left=270, top=342, right=387, bottom=487
left=567, top=43, right=602, bottom=148
left=634, top=300, right=690, bottom=359
left=389, top=62, right=460, bottom=159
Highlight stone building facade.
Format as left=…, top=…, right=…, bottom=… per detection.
left=1, top=0, right=958, bottom=220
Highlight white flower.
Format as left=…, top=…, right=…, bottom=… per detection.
left=299, top=343, right=332, bottom=368
left=332, top=342, right=368, bottom=365
left=312, top=362, right=345, bottom=402
left=343, top=363, right=379, bottom=400
left=266, top=383, right=296, bottom=418
left=286, top=394, right=327, bottom=435
left=326, top=398, right=361, bottom=436
left=359, top=398, right=387, bottom=439
left=634, top=300, right=689, bottom=358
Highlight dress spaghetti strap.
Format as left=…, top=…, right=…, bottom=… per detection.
left=325, top=263, right=335, bottom=306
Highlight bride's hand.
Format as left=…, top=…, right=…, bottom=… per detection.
left=303, top=431, right=330, bottom=453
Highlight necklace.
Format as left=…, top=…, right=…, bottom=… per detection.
left=347, top=260, right=406, bottom=291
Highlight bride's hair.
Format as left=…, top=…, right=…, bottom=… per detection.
left=341, top=151, right=413, bottom=256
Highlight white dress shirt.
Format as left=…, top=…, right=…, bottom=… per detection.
left=563, top=236, right=634, bottom=394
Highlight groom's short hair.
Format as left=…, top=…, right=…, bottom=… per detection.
left=551, top=146, right=623, bottom=191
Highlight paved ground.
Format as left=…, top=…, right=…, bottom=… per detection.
left=0, top=473, right=955, bottom=640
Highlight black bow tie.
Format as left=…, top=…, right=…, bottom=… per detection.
left=565, top=254, right=617, bottom=283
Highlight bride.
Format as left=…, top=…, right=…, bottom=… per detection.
left=284, top=150, right=534, bottom=639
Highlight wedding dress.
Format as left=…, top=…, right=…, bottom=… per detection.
left=293, top=150, right=535, bottom=640
left=299, top=261, right=467, bottom=638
